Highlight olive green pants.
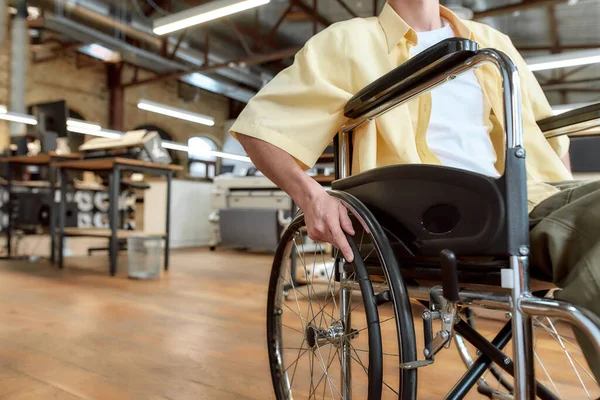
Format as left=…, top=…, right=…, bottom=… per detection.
left=529, top=180, right=600, bottom=382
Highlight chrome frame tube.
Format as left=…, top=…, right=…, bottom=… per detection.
left=408, top=285, right=512, bottom=311
left=339, top=49, right=524, bottom=149
left=510, top=256, right=535, bottom=399
left=340, top=262, right=352, bottom=399
left=337, top=131, right=351, bottom=179
left=520, top=295, right=600, bottom=358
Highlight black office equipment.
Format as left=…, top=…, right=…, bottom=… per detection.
left=219, top=165, right=235, bottom=174
left=6, top=191, right=77, bottom=228
left=15, top=137, right=28, bottom=156
left=33, top=100, right=68, bottom=138
left=569, top=136, right=600, bottom=173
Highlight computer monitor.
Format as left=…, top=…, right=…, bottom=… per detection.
left=33, top=100, right=68, bottom=138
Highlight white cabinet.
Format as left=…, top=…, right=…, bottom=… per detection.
left=143, top=179, right=213, bottom=248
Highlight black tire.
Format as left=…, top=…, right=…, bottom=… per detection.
left=266, top=191, right=417, bottom=399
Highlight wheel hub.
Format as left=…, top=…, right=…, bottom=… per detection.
left=305, top=321, right=355, bottom=348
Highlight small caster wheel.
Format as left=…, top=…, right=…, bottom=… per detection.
left=209, top=246, right=216, bottom=251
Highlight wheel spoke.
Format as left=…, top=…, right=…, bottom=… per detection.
left=283, top=278, right=338, bottom=324
left=311, top=271, right=356, bottom=327
left=318, top=244, right=340, bottom=329
left=353, top=348, right=399, bottom=357
left=545, top=318, right=591, bottom=398
left=349, top=347, right=399, bottom=396
left=287, top=347, right=310, bottom=375
left=287, top=263, right=307, bottom=332
left=309, top=349, right=316, bottom=399
left=282, top=324, right=304, bottom=334
left=311, top=344, right=342, bottom=399
left=281, top=299, right=303, bottom=316
left=534, top=348, right=563, bottom=399
left=294, top=238, right=319, bottom=326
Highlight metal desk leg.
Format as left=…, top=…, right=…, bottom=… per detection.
left=5, top=162, right=11, bottom=258
left=164, top=172, right=171, bottom=271
left=58, top=168, right=66, bottom=269
left=49, top=164, right=56, bottom=264
left=109, top=166, right=120, bottom=276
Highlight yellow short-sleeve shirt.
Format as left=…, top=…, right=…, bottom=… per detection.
left=230, top=3, right=573, bottom=211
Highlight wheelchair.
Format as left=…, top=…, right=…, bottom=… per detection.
left=265, top=38, right=600, bottom=399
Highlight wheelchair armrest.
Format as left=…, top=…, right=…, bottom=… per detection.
left=343, top=38, right=479, bottom=119
left=538, top=102, right=600, bottom=139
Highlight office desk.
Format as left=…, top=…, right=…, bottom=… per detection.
left=0, top=152, right=80, bottom=260
left=54, top=157, right=182, bottom=276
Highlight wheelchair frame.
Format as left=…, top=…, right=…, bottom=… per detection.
left=333, top=47, right=600, bottom=399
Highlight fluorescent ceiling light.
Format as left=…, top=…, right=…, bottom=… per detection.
left=66, top=125, right=122, bottom=139
left=137, top=99, right=215, bottom=126
left=551, top=103, right=593, bottom=115
left=0, top=108, right=38, bottom=125
left=153, top=0, right=270, bottom=35
left=77, top=44, right=121, bottom=63
left=66, top=118, right=102, bottom=131
left=211, top=151, right=251, bottom=162
left=528, top=49, right=600, bottom=72
left=162, top=141, right=190, bottom=152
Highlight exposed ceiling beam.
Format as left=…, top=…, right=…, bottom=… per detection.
left=285, top=11, right=311, bottom=21
left=257, top=3, right=294, bottom=51
left=32, top=41, right=83, bottom=63
left=546, top=6, right=560, bottom=54
left=334, top=0, right=359, bottom=18
left=517, top=44, right=600, bottom=52
left=122, top=47, right=300, bottom=88
left=289, top=0, right=331, bottom=27
left=473, top=0, right=569, bottom=20
left=542, top=77, right=600, bottom=90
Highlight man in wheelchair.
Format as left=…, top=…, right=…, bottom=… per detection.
left=231, top=0, right=600, bottom=398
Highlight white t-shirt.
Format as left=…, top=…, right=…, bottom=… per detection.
left=411, top=22, right=500, bottom=178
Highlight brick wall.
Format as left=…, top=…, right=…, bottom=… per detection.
left=0, top=24, right=230, bottom=153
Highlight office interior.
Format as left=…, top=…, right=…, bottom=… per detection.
left=0, top=0, right=598, bottom=399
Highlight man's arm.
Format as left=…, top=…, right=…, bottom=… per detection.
left=236, top=133, right=355, bottom=261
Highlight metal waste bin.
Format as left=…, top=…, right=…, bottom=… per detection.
left=127, top=235, right=163, bottom=279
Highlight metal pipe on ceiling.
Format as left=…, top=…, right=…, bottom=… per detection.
left=10, top=1, right=28, bottom=137
left=43, top=14, right=257, bottom=103
left=123, top=47, right=301, bottom=89
left=29, top=0, right=268, bottom=90
left=473, top=0, right=569, bottom=19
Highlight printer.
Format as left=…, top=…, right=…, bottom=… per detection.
left=79, top=130, right=172, bottom=164
left=209, top=174, right=293, bottom=252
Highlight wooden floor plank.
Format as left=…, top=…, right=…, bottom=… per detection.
left=0, top=249, right=596, bottom=399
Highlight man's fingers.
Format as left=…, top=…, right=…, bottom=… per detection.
left=338, top=204, right=355, bottom=235
left=328, top=219, right=354, bottom=262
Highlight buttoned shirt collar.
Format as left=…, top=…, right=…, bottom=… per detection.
left=378, top=2, right=474, bottom=54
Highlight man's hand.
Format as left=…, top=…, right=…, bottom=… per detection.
left=236, top=133, right=356, bottom=262
left=299, top=189, right=356, bottom=262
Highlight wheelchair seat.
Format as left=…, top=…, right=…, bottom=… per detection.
left=332, top=164, right=506, bottom=257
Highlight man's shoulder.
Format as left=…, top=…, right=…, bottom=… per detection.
left=304, top=16, right=383, bottom=49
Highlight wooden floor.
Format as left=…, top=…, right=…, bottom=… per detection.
left=0, top=249, right=596, bottom=399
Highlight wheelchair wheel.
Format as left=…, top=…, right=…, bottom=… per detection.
left=266, top=192, right=418, bottom=399
left=456, top=302, right=600, bottom=399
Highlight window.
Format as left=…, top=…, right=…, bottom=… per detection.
left=188, top=136, right=218, bottom=179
